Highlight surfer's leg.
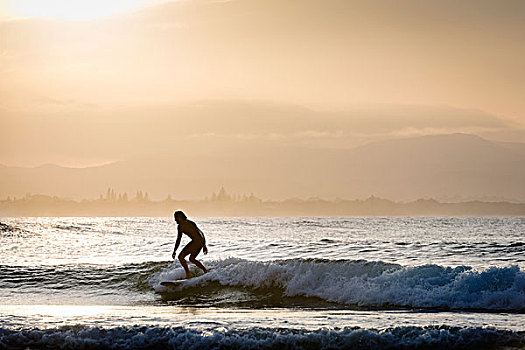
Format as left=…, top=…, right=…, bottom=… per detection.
left=178, top=247, right=192, bottom=279
left=189, top=254, right=208, bottom=273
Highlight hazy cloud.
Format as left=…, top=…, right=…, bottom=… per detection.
left=1, top=0, right=525, bottom=167
left=2, top=100, right=523, bottom=167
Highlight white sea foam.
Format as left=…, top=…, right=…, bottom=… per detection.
left=150, top=258, right=525, bottom=310
left=1, top=325, right=523, bottom=350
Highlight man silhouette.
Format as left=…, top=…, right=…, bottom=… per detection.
left=172, top=210, right=208, bottom=279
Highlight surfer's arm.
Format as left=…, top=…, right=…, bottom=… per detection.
left=172, top=230, right=182, bottom=259
left=198, top=228, right=208, bottom=255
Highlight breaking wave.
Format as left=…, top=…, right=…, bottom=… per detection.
left=2, top=258, right=524, bottom=311
left=150, top=258, right=525, bottom=311
left=1, top=325, right=524, bottom=350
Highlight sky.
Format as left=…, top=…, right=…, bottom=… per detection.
left=1, top=0, right=525, bottom=167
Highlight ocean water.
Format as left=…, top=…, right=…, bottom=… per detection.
left=0, top=216, right=524, bottom=349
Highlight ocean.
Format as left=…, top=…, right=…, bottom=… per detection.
left=0, top=216, right=524, bottom=349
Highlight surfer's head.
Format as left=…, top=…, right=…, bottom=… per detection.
left=174, top=210, right=187, bottom=223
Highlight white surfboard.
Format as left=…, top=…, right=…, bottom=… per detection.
left=160, top=270, right=209, bottom=287
left=160, top=279, right=191, bottom=287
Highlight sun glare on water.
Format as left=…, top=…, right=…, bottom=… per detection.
left=2, top=0, right=162, bottom=20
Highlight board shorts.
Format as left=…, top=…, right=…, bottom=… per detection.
left=181, top=239, right=204, bottom=257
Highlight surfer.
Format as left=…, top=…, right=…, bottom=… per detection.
left=172, top=210, right=208, bottom=279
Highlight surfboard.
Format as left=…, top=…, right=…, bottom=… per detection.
left=160, top=279, right=191, bottom=287
left=160, top=270, right=210, bottom=287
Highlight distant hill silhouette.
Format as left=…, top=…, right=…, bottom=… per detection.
left=2, top=189, right=524, bottom=217
left=337, top=133, right=525, bottom=201
left=1, top=133, right=524, bottom=202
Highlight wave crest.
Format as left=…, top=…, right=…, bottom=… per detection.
left=1, top=325, right=524, bottom=350
left=151, top=258, right=525, bottom=311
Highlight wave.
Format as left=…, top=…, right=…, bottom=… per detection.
left=0, top=262, right=165, bottom=293
left=2, top=258, right=524, bottom=311
left=150, top=258, right=525, bottom=311
left=0, top=222, right=14, bottom=232
left=0, top=222, right=34, bottom=237
left=1, top=325, right=524, bottom=350
left=0, top=222, right=30, bottom=236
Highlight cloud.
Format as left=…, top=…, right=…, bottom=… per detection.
left=2, top=0, right=525, bottom=118
left=1, top=0, right=524, bottom=166
left=2, top=99, right=523, bottom=167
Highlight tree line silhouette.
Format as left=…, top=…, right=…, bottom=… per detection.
left=1, top=187, right=525, bottom=217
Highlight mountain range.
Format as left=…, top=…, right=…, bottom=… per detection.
left=1, top=133, right=524, bottom=202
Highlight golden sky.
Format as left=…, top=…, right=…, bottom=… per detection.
left=1, top=0, right=525, bottom=167
left=0, top=0, right=162, bottom=20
